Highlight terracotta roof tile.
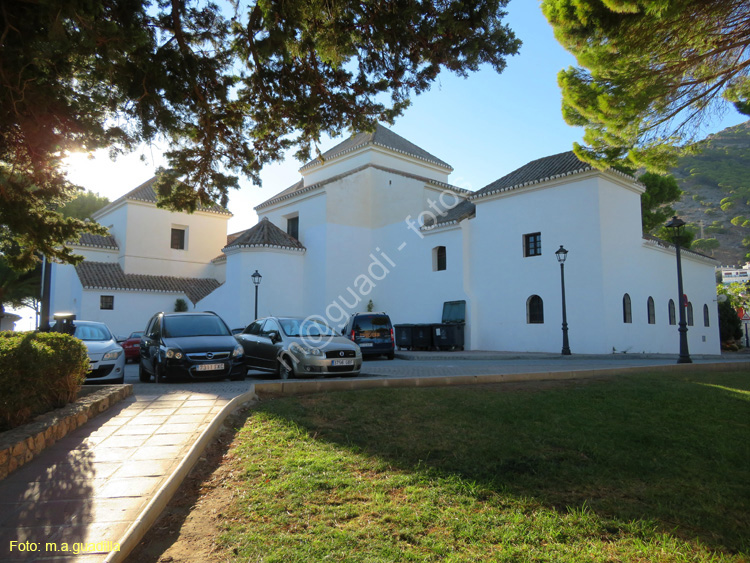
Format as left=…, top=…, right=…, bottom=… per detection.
left=76, top=233, right=119, bottom=250
left=301, top=124, right=452, bottom=171
left=422, top=199, right=476, bottom=229
left=75, top=261, right=221, bottom=304
left=224, top=217, right=305, bottom=251
left=93, top=177, right=231, bottom=218
left=471, top=152, right=594, bottom=200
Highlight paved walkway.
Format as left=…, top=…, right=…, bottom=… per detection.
left=0, top=354, right=747, bottom=562
left=0, top=387, right=256, bottom=562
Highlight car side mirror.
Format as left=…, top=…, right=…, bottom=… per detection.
left=269, top=330, right=281, bottom=344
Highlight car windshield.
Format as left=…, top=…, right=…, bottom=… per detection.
left=73, top=324, right=112, bottom=342
left=162, top=315, right=230, bottom=338
left=352, top=315, right=391, bottom=338
left=128, top=332, right=143, bottom=339
left=280, top=318, right=338, bottom=338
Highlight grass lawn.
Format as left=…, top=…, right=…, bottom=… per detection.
left=215, top=371, right=749, bottom=562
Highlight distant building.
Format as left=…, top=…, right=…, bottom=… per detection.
left=49, top=125, right=721, bottom=355
left=718, top=263, right=750, bottom=284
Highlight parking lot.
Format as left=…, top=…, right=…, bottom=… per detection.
left=123, top=351, right=750, bottom=395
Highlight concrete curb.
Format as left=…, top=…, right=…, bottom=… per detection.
left=105, top=386, right=258, bottom=563
left=253, top=361, right=750, bottom=396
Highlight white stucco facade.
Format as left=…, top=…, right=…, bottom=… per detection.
left=48, top=126, right=721, bottom=355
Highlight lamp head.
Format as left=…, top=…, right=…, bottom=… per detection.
left=251, top=270, right=262, bottom=286
left=555, top=245, right=568, bottom=263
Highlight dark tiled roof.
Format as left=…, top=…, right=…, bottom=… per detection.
left=642, top=235, right=717, bottom=262
left=224, top=217, right=305, bottom=251
left=76, top=233, right=119, bottom=250
left=301, top=124, right=452, bottom=171
left=255, top=180, right=305, bottom=210
left=471, top=151, right=596, bottom=200
left=422, top=199, right=476, bottom=229
left=75, top=261, right=221, bottom=304
left=93, top=177, right=231, bottom=217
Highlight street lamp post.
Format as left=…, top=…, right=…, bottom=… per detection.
left=555, top=245, right=571, bottom=356
left=665, top=216, right=692, bottom=364
left=251, top=270, right=262, bottom=320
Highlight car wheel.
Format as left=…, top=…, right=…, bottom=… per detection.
left=278, top=356, right=293, bottom=380
left=387, top=352, right=395, bottom=360
left=138, top=361, right=151, bottom=382
left=154, top=364, right=165, bottom=384
left=230, top=368, right=246, bottom=381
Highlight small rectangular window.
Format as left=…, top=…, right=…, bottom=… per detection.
left=287, top=216, right=299, bottom=240
left=434, top=246, right=447, bottom=271
left=171, top=228, right=185, bottom=250
left=524, top=233, right=541, bottom=257
left=100, top=295, right=114, bottom=310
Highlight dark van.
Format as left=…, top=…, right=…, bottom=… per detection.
left=343, top=313, right=395, bottom=360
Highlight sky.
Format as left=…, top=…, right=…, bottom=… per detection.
left=63, top=0, right=748, bottom=235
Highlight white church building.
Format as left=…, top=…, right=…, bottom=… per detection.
left=49, top=125, right=720, bottom=355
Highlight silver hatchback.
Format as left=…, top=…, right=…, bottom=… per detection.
left=236, top=316, right=362, bottom=378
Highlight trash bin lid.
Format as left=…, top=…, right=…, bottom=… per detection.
left=442, top=300, right=466, bottom=323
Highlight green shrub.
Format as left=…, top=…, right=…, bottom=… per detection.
left=717, top=301, right=743, bottom=344
left=174, top=298, right=189, bottom=312
left=0, top=331, right=88, bottom=431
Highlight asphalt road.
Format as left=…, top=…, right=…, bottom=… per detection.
left=122, top=352, right=749, bottom=396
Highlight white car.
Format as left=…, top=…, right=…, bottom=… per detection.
left=63, top=320, right=126, bottom=384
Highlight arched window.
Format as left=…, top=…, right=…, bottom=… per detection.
left=687, top=302, right=694, bottom=326
left=433, top=246, right=446, bottom=271
left=668, top=300, right=676, bottom=325
left=623, top=294, right=632, bottom=323
left=647, top=297, right=655, bottom=324
left=703, top=304, right=710, bottom=327
left=527, top=295, right=544, bottom=324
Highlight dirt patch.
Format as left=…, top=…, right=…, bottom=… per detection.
left=127, top=411, right=248, bottom=563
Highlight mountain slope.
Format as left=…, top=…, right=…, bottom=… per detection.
left=669, top=121, right=750, bottom=266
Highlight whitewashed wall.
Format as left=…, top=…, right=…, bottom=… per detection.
left=197, top=247, right=305, bottom=330
left=78, top=289, right=192, bottom=338
left=301, top=147, right=451, bottom=187
left=98, top=201, right=229, bottom=278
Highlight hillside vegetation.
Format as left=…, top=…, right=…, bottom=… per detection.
left=670, top=121, right=750, bottom=265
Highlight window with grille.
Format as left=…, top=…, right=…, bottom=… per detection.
left=647, top=297, right=655, bottom=324
left=100, top=295, right=114, bottom=310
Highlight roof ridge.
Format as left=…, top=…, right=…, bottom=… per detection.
left=224, top=216, right=306, bottom=252
left=93, top=176, right=231, bottom=218
left=469, top=150, right=634, bottom=201
left=299, top=124, right=452, bottom=172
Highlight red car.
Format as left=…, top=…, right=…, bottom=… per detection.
left=122, top=331, right=143, bottom=363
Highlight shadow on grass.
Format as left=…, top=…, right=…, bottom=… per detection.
left=256, top=372, right=750, bottom=555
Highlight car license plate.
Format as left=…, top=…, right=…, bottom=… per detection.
left=197, top=363, right=224, bottom=371
left=359, top=342, right=373, bottom=347
left=331, top=359, right=354, bottom=366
